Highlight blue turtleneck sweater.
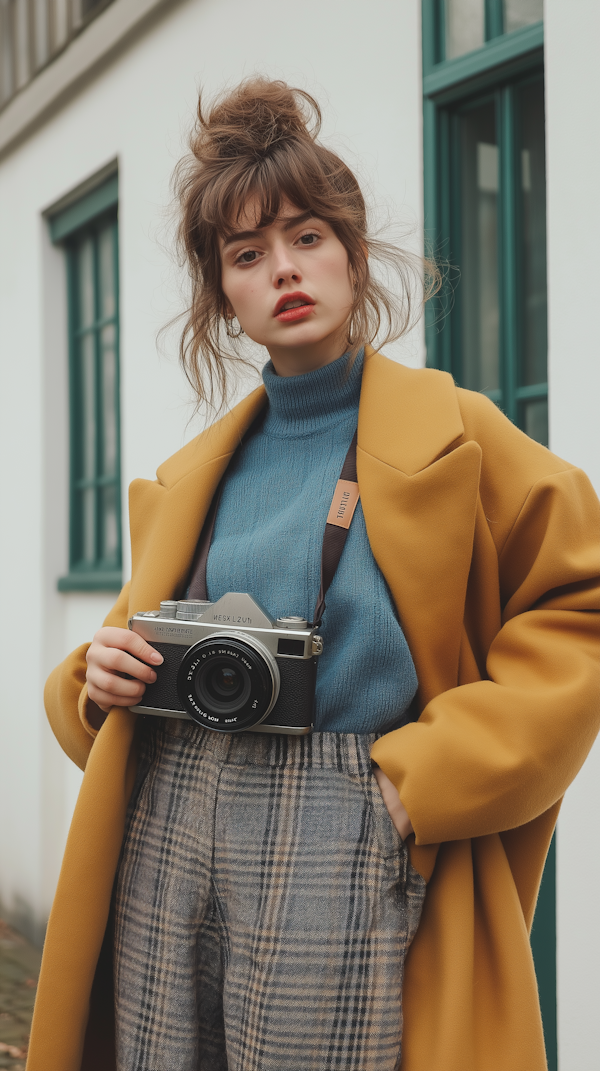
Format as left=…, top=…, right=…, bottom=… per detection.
left=206, top=349, right=418, bottom=733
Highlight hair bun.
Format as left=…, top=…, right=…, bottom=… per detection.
left=198, top=77, right=321, bottom=161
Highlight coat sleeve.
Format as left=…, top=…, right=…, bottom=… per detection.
left=371, top=402, right=600, bottom=845
left=44, top=581, right=131, bottom=771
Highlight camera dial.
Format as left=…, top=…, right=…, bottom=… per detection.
left=176, top=630, right=280, bottom=732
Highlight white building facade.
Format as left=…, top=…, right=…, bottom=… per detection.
left=0, top=1, right=598, bottom=1067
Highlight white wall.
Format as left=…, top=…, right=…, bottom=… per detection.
left=545, top=2, right=600, bottom=1068
left=0, top=0, right=424, bottom=938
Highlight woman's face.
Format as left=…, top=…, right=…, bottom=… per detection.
left=219, top=198, right=354, bottom=376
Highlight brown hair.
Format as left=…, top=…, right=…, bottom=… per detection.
left=174, top=77, right=439, bottom=409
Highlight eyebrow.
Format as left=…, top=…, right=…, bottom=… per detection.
left=222, top=211, right=315, bottom=249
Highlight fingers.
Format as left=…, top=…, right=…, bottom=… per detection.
left=373, top=766, right=414, bottom=841
left=85, top=626, right=164, bottom=714
left=92, top=626, right=164, bottom=667
left=87, top=666, right=147, bottom=711
left=87, top=681, right=145, bottom=713
left=90, top=666, right=149, bottom=699
left=99, top=645, right=160, bottom=684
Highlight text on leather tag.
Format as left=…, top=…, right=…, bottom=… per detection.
left=326, top=480, right=360, bottom=529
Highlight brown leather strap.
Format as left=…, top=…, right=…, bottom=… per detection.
left=311, top=431, right=358, bottom=627
left=188, top=429, right=359, bottom=628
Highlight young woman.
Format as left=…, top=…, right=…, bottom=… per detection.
left=29, top=80, right=600, bottom=1071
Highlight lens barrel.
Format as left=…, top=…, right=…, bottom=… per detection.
left=176, top=632, right=280, bottom=732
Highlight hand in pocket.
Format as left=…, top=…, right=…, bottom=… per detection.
left=373, top=766, right=414, bottom=841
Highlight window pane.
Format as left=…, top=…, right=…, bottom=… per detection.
left=100, top=323, right=118, bottom=477
left=459, top=102, right=500, bottom=393
left=65, top=206, right=120, bottom=576
left=98, top=221, right=117, bottom=320
left=77, top=236, right=95, bottom=329
left=445, top=0, right=485, bottom=59
left=100, top=483, right=119, bottom=564
left=518, top=78, right=547, bottom=387
left=81, top=487, right=96, bottom=563
left=503, top=0, right=543, bottom=34
left=79, top=333, right=97, bottom=481
left=522, top=398, right=548, bottom=446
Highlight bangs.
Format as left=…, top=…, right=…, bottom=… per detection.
left=200, top=139, right=365, bottom=240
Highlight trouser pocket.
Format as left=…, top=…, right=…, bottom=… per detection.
left=361, top=763, right=427, bottom=945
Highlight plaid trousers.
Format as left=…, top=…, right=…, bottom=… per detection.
left=114, top=719, right=426, bottom=1071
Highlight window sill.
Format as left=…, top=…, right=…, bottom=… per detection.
left=58, top=571, right=122, bottom=592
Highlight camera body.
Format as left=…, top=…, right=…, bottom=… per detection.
left=129, top=592, right=323, bottom=734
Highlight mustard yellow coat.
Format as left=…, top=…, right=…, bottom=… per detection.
left=29, top=349, right=600, bottom=1071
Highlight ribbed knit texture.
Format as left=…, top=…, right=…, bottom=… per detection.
left=206, top=349, right=418, bottom=733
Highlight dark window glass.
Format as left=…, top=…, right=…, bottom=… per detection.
left=458, top=101, right=500, bottom=393
left=517, top=77, right=548, bottom=442
left=518, top=78, right=547, bottom=386
left=433, top=73, right=548, bottom=444
left=66, top=211, right=121, bottom=575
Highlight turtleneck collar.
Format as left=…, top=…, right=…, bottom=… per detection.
left=261, top=348, right=364, bottom=437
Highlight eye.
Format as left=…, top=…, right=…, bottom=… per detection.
left=298, top=232, right=319, bottom=246
left=235, top=249, right=260, bottom=265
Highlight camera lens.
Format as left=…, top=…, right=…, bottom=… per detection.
left=176, top=632, right=280, bottom=732
left=209, top=664, right=241, bottom=697
left=195, top=657, right=251, bottom=712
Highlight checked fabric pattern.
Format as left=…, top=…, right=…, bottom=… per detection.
left=114, top=721, right=426, bottom=1071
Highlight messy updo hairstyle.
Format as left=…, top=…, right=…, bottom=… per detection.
left=175, top=77, right=440, bottom=409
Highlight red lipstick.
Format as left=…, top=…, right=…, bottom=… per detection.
left=274, top=291, right=315, bottom=322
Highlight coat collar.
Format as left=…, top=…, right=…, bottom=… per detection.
left=129, top=348, right=480, bottom=704
left=154, top=345, right=465, bottom=489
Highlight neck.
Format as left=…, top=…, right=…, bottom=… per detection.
left=266, top=325, right=350, bottom=377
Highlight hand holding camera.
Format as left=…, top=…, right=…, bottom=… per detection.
left=86, top=627, right=164, bottom=714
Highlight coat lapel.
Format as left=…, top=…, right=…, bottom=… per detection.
left=358, top=350, right=482, bottom=704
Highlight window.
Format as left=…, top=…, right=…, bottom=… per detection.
left=423, top=0, right=547, bottom=445
left=49, top=172, right=122, bottom=592
left=422, top=4, right=556, bottom=1068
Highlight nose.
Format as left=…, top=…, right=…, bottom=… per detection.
left=271, top=240, right=302, bottom=288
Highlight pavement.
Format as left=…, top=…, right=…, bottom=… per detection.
left=0, top=920, right=42, bottom=1070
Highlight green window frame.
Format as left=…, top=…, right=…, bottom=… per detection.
left=49, top=172, right=122, bottom=592
left=422, top=4, right=556, bottom=1068
left=423, top=1, right=547, bottom=445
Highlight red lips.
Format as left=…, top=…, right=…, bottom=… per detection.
left=274, top=291, right=315, bottom=321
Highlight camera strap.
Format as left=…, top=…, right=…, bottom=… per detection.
left=187, top=428, right=359, bottom=630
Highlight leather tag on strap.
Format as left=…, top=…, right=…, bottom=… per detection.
left=326, top=479, right=360, bottom=529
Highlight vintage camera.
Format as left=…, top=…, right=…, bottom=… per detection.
left=129, top=593, right=323, bottom=734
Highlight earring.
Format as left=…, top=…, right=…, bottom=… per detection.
left=225, top=315, right=244, bottom=338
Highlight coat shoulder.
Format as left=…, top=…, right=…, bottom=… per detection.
left=456, top=385, right=572, bottom=479
left=154, top=385, right=267, bottom=490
